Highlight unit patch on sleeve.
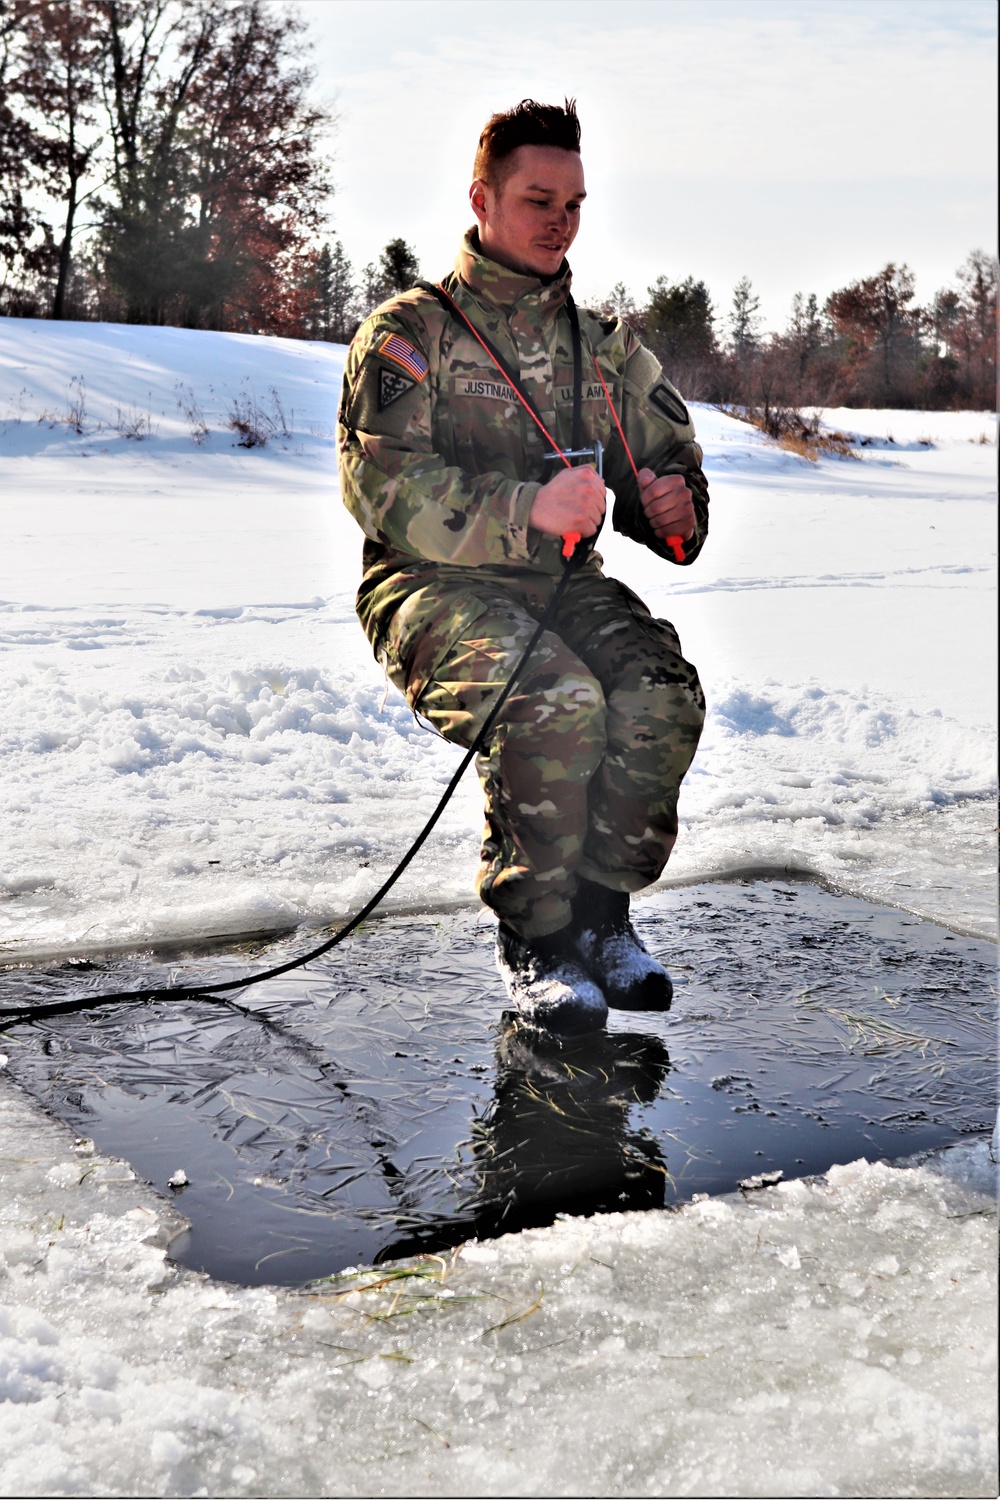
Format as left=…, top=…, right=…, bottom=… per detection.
left=379, top=366, right=416, bottom=410
left=648, top=383, right=690, bottom=427
left=378, top=332, right=429, bottom=382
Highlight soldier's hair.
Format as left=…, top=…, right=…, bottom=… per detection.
left=474, top=98, right=581, bottom=189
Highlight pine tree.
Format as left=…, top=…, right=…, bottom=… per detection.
left=601, top=281, right=637, bottom=323
left=786, top=291, right=824, bottom=387
left=378, top=237, right=420, bottom=298
left=354, top=237, right=420, bottom=320
left=645, top=275, right=715, bottom=366
left=328, top=239, right=357, bottom=341
left=308, top=237, right=355, bottom=342
left=728, top=276, right=762, bottom=367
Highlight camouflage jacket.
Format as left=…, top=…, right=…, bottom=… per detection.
left=337, top=229, right=710, bottom=650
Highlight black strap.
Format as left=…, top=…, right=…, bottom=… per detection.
left=566, top=293, right=583, bottom=450
left=417, top=277, right=583, bottom=449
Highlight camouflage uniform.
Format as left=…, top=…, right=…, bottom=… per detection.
left=337, top=229, right=709, bottom=938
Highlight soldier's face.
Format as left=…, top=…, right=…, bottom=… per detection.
left=471, top=145, right=586, bottom=278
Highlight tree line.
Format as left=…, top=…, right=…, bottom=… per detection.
left=617, top=255, right=996, bottom=414
left=299, top=239, right=996, bottom=415
left=2, top=2, right=995, bottom=410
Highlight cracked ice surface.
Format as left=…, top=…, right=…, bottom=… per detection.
left=0, top=1078, right=995, bottom=1497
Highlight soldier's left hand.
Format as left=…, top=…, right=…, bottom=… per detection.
left=637, top=469, right=696, bottom=541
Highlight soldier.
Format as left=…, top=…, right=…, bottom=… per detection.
left=337, top=99, right=709, bottom=1036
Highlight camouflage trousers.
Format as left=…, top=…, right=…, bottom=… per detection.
left=390, top=567, right=705, bottom=939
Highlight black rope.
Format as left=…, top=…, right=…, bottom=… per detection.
left=0, top=568, right=575, bottom=1028
left=419, top=278, right=543, bottom=431
left=566, top=294, right=583, bottom=452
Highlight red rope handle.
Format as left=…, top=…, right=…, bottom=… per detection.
left=431, top=284, right=586, bottom=560
left=432, top=287, right=571, bottom=469
left=590, top=357, right=686, bottom=565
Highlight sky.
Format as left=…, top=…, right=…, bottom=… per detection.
left=302, top=0, right=997, bottom=329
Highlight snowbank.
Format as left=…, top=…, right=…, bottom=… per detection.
left=1, top=318, right=996, bottom=958
left=0, top=1073, right=995, bottom=1498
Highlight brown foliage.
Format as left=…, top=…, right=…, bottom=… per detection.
left=94, top=0, right=332, bottom=330
left=2, top=0, right=333, bottom=331
left=825, top=263, right=919, bottom=405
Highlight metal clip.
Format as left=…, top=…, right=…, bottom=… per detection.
left=543, top=439, right=604, bottom=478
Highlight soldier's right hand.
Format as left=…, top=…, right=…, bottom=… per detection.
left=529, top=465, right=606, bottom=539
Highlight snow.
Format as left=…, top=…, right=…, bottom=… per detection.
left=0, top=1075, right=995, bottom=1497
left=0, top=318, right=996, bottom=960
left=0, top=316, right=997, bottom=1495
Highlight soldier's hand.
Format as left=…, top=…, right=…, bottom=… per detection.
left=637, top=469, right=696, bottom=541
left=530, top=465, right=606, bottom=539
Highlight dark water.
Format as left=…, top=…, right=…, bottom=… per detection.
left=1, top=879, right=995, bottom=1285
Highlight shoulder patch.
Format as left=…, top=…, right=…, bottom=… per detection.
left=649, top=383, right=690, bottom=427
left=379, top=366, right=415, bottom=410
left=378, top=331, right=429, bottom=382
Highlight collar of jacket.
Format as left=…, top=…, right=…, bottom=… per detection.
left=453, top=227, right=572, bottom=317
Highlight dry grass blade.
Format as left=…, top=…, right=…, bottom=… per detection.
left=313, top=1263, right=446, bottom=1296
left=827, top=1007, right=956, bottom=1057
left=411, top=1417, right=450, bottom=1448
left=482, top=1283, right=544, bottom=1335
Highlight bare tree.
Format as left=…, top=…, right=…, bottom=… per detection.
left=956, top=249, right=998, bottom=409
left=14, top=0, right=104, bottom=317
left=0, top=2, right=55, bottom=311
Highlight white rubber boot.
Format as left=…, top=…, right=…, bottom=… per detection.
left=572, top=881, right=673, bottom=1011
left=495, top=922, right=608, bottom=1036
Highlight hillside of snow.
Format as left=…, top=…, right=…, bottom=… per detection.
left=1, top=317, right=996, bottom=961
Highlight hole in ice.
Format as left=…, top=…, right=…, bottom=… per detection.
left=1, top=879, right=995, bottom=1287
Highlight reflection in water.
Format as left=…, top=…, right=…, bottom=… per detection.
left=377, top=1020, right=671, bottom=1262
left=474, top=1017, right=670, bottom=1231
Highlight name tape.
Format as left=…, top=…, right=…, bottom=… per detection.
left=455, top=377, right=517, bottom=401
left=454, top=378, right=608, bottom=405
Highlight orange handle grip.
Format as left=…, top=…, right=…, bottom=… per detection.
left=561, top=531, right=582, bottom=560
left=666, top=534, right=685, bottom=563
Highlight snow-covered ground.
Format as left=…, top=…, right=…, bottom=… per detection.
left=1, top=1073, right=996, bottom=1498
left=0, top=320, right=996, bottom=960
left=0, top=317, right=997, bottom=1496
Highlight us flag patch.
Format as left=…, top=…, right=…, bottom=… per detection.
left=378, top=332, right=429, bottom=382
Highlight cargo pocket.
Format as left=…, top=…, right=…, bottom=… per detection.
left=379, top=583, right=493, bottom=714
left=615, top=580, right=684, bottom=660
